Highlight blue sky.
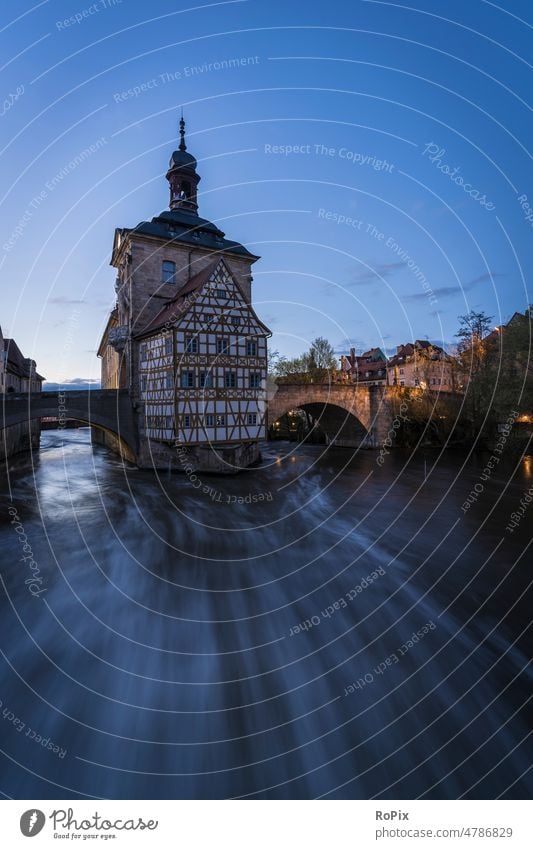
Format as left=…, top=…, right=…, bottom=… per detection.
left=1, top=0, right=531, bottom=382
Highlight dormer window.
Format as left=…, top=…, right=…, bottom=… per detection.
left=161, top=260, right=176, bottom=284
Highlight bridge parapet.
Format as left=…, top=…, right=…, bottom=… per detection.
left=0, top=390, right=138, bottom=456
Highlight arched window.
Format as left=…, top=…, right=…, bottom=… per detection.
left=161, top=260, right=176, bottom=284
left=181, top=181, right=191, bottom=198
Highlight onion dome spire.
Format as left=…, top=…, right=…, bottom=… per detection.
left=166, top=110, right=200, bottom=213
left=179, top=110, right=187, bottom=151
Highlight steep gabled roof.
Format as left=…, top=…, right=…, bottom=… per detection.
left=136, top=259, right=271, bottom=339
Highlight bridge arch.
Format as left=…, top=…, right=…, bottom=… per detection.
left=1, top=391, right=137, bottom=462
left=268, top=384, right=391, bottom=448
left=271, top=400, right=372, bottom=447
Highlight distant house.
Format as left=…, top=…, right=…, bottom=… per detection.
left=0, top=327, right=44, bottom=394
left=387, top=340, right=455, bottom=391
left=339, top=347, right=388, bottom=386
left=0, top=325, right=44, bottom=460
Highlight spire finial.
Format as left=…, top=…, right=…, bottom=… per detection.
left=179, top=109, right=186, bottom=151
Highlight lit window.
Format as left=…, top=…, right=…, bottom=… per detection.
left=246, top=340, right=257, bottom=356
left=225, top=371, right=236, bottom=388
left=161, top=260, right=176, bottom=283
left=186, top=336, right=198, bottom=354
left=180, top=370, right=195, bottom=388
left=249, top=373, right=261, bottom=389
left=217, top=338, right=229, bottom=354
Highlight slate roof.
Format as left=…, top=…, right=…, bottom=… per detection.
left=121, top=208, right=258, bottom=260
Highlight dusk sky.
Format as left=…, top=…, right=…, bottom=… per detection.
left=1, top=0, right=531, bottom=383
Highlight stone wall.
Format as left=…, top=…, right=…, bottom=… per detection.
left=1, top=421, right=40, bottom=464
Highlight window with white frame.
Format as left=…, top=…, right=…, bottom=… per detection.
left=180, top=370, right=195, bottom=388
left=161, top=260, right=176, bottom=283
left=249, top=373, right=261, bottom=389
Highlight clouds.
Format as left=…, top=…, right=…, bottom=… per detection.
left=47, top=296, right=86, bottom=305
left=403, top=271, right=506, bottom=303
left=351, top=261, right=406, bottom=286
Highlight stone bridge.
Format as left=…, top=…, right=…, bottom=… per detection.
left=1, top=390, right=138, bottom=460
left=267, top=383, right=398, bottom=447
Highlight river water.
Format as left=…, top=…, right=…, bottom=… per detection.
left=0, top=429, right=531, bottom=799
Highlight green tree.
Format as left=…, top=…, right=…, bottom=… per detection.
left=309, top=337, right=338, bottom=370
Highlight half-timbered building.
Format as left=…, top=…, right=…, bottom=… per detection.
left=97, top=116, right=271, bottom=470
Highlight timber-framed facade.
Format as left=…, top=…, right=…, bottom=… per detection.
left=97, top=115, right=271, bottom=471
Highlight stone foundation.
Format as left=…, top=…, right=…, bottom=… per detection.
left=137, top=438, right=261, bottom=474
left=0, top=421, right=40, bottom=464
left=90, top=427, right=137, bottom=463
